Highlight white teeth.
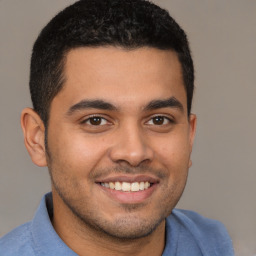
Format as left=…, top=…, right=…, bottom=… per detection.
left=109, top=182, right=115, bottom=189
left=122, top=182, right=131, bottom=191
left=100, top=181, right=151, bottom=192
left=131, top=182, right=140, bottom=192
left=115, top=182, right=122, bottom=190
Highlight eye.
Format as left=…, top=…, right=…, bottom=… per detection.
left=83, top=116, right=108, bottom=126
left=146, top=116, right=172, bottom=125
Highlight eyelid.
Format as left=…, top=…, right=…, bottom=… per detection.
left=145, top=114, right=175, bottom=125
left=80, top=114, right=112, bottom=125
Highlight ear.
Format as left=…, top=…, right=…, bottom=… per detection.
left=21, top=108, right=47, bottom=167
left=188, top=114, right=197, bottom=168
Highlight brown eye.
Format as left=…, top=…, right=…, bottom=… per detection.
left=84, top=116, right=108, bottom=126
left=90, top=117, right=101, bottom=125
left=152, top=116, right=165, bottom=125
left=146, top=116, right=173, bottom=126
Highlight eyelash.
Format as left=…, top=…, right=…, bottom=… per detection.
left=146, top=115, right=174, bottom=126
left=80, top=115, right=110, bottom=126
left=80, top=114, right=174, bottom=127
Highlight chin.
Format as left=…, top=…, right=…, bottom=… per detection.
left=76, top=207, right=168, bottom=240
left=94, top=217, right=165, bottom=240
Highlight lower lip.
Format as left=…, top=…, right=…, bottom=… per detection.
left=97, top=183, right=158, bottom=204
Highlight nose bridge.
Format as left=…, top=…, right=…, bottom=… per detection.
left=109, top=120, right=153, bottom=166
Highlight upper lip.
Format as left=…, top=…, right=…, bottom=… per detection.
left=95, top=174, right=160, bottom=184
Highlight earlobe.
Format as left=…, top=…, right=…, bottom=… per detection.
left=189, top=114, right=197, bottom=151
left=188, top=159, right=192, bottom=168
left=189, top=114, right=197, bottom=162
left=188, top=114, right=196, bottom=169
left=21, top=108, right=47, bottom=167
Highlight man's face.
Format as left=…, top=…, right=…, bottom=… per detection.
left=46, top=47, right=196, bottom=239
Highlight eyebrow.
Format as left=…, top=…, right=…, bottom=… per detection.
left=66, top=99, right=117, bottom=116
left=144, top=97, right=184, bottom=112
left=66, top=96, right=184, bottom=116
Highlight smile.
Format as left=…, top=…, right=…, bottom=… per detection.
left=100, top=181, right=151, bottom=192
left=96, top=176, right=159, bottom=204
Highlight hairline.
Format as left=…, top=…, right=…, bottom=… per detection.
left=44, top=45, right=190, bottom=127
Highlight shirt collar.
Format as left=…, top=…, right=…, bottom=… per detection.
left=31, top=193, right=78, bottom=256
left=31, top=193, right=175, bottom=256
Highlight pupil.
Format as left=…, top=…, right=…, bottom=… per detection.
left=153, top=116, right=164, bottom=125
left=91, top=117, right=101, bottom=125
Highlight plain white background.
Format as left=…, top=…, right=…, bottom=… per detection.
left=0, top=1, right=255, bottom=255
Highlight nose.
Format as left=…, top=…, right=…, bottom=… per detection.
left=109, top=124, right=154, bottom=167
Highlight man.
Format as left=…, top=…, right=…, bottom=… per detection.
left=0, top=0, right=234, bottom=255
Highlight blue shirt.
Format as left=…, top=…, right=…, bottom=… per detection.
left=0, top=193, right=234, bottom=255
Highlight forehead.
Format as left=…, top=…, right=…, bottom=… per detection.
left=54, top=46, right=186, bottom=111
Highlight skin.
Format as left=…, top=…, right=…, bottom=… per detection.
left=21, top=47, right=196, bottom=256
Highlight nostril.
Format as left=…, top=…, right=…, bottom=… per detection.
left=114, top=158, right=151, bottom=168
left=108, top=129, right=154, bottom=166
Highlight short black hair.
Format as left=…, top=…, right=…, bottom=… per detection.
left=30, top=0, right=194, bottom=125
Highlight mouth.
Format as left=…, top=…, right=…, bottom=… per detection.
left=95, top=175, right=159, bottom=204
left=99, top=181, right=152, bottom=192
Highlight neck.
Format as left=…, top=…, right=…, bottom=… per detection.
left=52, top=193, right=166, bottom=256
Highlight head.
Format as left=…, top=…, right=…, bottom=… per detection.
left=22, top=0, right=196, bottom=245
left=29, top=0, right=194, bottom=127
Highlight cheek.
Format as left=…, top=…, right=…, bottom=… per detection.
left=154, top=134, right=191, bottom=169
left=48, top=130, right=108, bottom=178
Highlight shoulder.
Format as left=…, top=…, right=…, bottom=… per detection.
left=171, top=209, right=228, bottom=234
left=167, top=209, right=234, bottom=256
left=0, top=222, right=35, bottom=256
